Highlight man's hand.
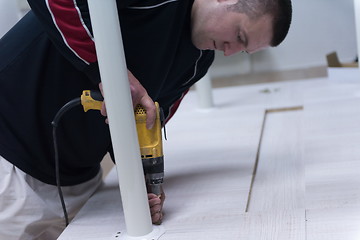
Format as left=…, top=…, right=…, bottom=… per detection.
left=148, top=190, right=165, bottom=225
left=98, top=70, right=156, bottom=129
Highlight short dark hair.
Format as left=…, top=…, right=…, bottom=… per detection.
left=228, top=0, right=292, bottom=47
left=271, top=0, right=292, bottom=46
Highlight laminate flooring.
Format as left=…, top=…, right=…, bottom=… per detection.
left=58, top=68, right=360, bottom=240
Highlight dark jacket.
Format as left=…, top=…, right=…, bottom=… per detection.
left=0, top=0, right=214, bottom=186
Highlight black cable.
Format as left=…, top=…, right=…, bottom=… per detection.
left=51, top=98, right=81, bottom=227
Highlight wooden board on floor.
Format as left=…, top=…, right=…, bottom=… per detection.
left=306, top=207, right=360, bottom=240
left=304, top=98, right=360, bottom=211
left=247, top=110, right=305, bottom=212
left=58, top=69, right=360, bottom=239
left=59, top=105, right=268, bottom=239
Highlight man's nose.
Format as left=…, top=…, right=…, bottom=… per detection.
left=223, top=42, right=245, bottom=56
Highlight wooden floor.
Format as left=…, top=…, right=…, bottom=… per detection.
left=58, top=68, right=360, bottom=240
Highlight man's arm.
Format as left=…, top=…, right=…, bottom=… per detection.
left=27, top=0, right=156, bottom=126
left=27, top=0, right=100, bottom=84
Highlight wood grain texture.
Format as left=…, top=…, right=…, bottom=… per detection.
left=58, top=69, right=360, bottom=239
left=60, top=170, right=306, bottom=240
left=304, top=98, right=360, bottom=209
left=162, top=210, right=305, bottom=240
left=59, top=101, right=268, bottom=239
left=306, top=207, right=360, bottom=240
left=247, top=110, right=305, bottom=212
left=58, top=180, right=124, bottom=239
left=162, top=106, right=265, bottom=221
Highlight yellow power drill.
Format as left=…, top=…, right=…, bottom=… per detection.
left=81, top=90, right=165, bottom=196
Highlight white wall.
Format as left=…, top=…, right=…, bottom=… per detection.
left=210, top=0, right=358, bottom=78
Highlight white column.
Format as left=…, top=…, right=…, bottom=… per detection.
left=0, top=0, right=20, bottom=38
left=195, top=73, right=214, bottom=109
left=355, top=0, right=360, bottom=69
left=87, top=0, right=161, bottom=238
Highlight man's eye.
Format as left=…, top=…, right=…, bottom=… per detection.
left=237, top=35, right=244, bottom=43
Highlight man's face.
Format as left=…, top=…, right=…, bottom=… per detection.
left=191, top=0, right=273, bottom=56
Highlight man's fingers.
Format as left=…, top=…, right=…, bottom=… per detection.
left=148, top=193, right=163, bottom=224
left=98, top=83, right=109, bottom=124
left=100, top=101, right=107, bottom=116
left=134, top=94, right=156, bottom=130
left=148, top=194, right=161, bottom=206
left=152, top=212, right=163, bottom=225
left=127, top=70, right=156, bottom=129
left=140, top=97, right=156, bottom=129
left=150, top=202, right=163, bottom=225
left=150, top=203, right=162, bottom=214
left=148, top=193, right=159, bottom=200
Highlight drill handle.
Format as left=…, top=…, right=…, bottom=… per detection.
left=80, top=90, right=104, bottom=112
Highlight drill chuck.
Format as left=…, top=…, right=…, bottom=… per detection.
left=142, top=156, right=164, bottom=196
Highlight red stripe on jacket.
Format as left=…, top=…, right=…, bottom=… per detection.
left=48, top=0, right=97, bottom=63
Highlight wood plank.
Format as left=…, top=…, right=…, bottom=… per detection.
left=304, top=99, right=360, bottom=209
left=163, top=105, right=265, bottom=210
left=159, top=106, right=265, bottom=227
left=210, top=82, right=304, bottom=111
left=59, top=98, right=267, bottom=239
left=58, top=178, right=124, bottom=239
left=162, top=210, right=305, bottom=240
left=59, top=169, right=306, bottom=240
left=236, top=210, right=305, bottom=240
left=304, top=99, right=360, bottom=144
left=306, top=207, right=360, bottom=240
left=306, top=160, right=360, bottom=209
left=247, top=110, right=305, bottom=212
left=58, top=73, right=360, bottom=239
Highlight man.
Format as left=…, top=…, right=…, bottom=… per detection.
left=0, top=0, right=292, bottom=239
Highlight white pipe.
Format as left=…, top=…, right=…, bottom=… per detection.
left=195, top=73, right=214, bottom=109
left=87, top=0, right=153, bottom=237
left=355, top=0, right=360, bottom=68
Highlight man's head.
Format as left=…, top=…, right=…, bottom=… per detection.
left=191, top=0, right=292, bottom=56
